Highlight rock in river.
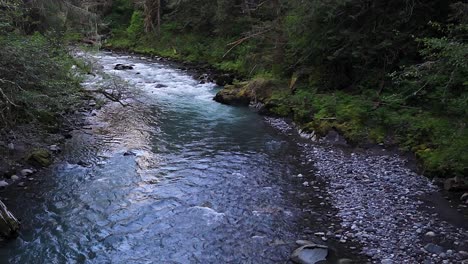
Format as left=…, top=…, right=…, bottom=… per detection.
left=114, top=64, right=134, bottom=70
left=291, top=244, right=329, bottom=264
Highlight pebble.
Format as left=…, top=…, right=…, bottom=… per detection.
left=461, top=193, right=468, bottom=202
left=297, top=174, right=303, bottom=178
left=10, top=175, right=19, bottom=181
left=424, top=243, right=444, bottom=255
left=49, top=145, right=59, bottom=151
left=303, top=181, right=310, bottom=187
left=7, top=143, right=14, bottom=150
left=21, top=169, right=34, bottom=176
left=17, top=182, right=25, bottom=187
left=425, top=231, right=436, bottom=237
left=0, top=181, right=8, bottom=187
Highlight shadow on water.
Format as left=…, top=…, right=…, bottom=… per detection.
left=0, top=52, right=365, bottom=263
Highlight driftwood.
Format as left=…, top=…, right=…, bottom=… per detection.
left=88, top=89, right=129, bottom=107
left=0, top=200, right=20, bottom=239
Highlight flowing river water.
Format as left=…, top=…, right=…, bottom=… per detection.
left=0, top=52, right=360, bottom=263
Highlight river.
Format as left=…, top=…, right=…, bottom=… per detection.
left=0, top=52, right=359, bottom=263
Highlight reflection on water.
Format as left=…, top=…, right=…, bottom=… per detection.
left=0, top=52, right=335, bottom=263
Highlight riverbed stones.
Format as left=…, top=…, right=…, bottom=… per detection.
left=291, top=244, right=329, bottom=264
left=265, top=117, right=468, bottom=263
left=0, top=181, right=8, bottom=187
left=10, top=175, right=19, bottom=181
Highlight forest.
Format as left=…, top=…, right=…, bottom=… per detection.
left=0, top=1, right=467, bottom=263
left=1, top=0, right=466, bottom=178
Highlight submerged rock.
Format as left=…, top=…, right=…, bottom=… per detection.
left=114, top=64, right=134, bottom=70
left=155, top=84, right=168, bottom=88
left=27, top=149, right=52, bottom=167
left=291, top=244, right=329, bottom=264
left=0, top=200, right=20, bottom=239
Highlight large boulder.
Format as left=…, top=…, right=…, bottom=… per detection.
left=214, top=74, right=234, bottom=86
left=444, top=176, right=468, bottom=192
left=27, top=148, right=52, bottom=167
left=0, top=201, right=20, bottom=239
left=213, top=78, right=278, bottom=106
left=213, top=82, right=251, bottom=106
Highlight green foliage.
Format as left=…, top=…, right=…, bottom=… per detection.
left=104, top=0, right=134, bottom=30
left=392, top=15, right=468, bottom=116
left=0, top=32, right=82, bottom=128
left=127, top=11, right=145, bottom=41
left=104, top=0, right=467, bottom=178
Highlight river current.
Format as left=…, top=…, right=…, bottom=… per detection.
left=0, top=52, right=352, bottom=263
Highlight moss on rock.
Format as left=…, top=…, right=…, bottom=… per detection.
left=214, top=78, right=280, bottom=106
left=27, top=148, right=53, bottom=167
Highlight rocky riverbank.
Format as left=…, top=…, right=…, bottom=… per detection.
left=266, top=117, right=468, bottom=264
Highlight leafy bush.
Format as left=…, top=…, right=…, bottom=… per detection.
left=0, top=33, right=81, bottom=128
